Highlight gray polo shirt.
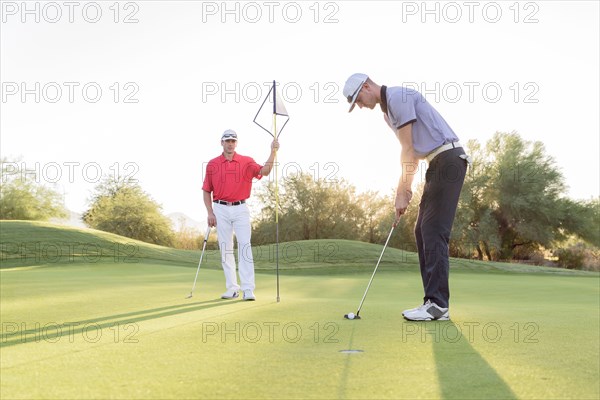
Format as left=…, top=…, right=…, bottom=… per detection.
left=384, top=86, right=459, bottom=157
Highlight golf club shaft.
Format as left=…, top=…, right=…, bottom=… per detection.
left=189, top=225, right=211, bottom=295
left=356, top=223, right=396, bottom=315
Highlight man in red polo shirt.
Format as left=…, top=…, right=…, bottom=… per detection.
left=202, top=129, right=279, bottom=301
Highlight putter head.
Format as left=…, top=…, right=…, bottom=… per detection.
left=185, top=293, right=193, bottom=299
left=343, top=313, right=362, bottom=320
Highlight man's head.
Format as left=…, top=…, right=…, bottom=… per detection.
left=343, top=73, right=379, bottom=112
left=221, top=129, right=238, bottom=154
left=221, top=129, right=238, bottom=142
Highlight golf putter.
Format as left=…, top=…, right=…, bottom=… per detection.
left=344, top=220, right=397, bottom=320
left=186, top=225, right=211, bottom=299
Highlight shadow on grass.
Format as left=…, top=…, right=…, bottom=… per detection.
left=337, top=322, right=358, bottom=399
left=1, top=298, right=242, bottom=348
left=428, top=321, right=517, bottom=399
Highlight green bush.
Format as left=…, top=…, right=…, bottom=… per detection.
left=555, top=243, right=599, bottom=271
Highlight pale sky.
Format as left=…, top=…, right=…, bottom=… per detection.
left=2, top=1, right=599, bottom=224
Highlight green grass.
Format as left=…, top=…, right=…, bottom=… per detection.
left=0, top=220, right=201, bottom=268
left=2, top=220, right=590, bottom=275
left=1, top=221, right=599, bottom=399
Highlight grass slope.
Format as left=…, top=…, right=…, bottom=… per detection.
left=0, top=220, right=202, bottom=268
left=1, top=221, right=598, bottom=399
left=1, top=221, right=593, bottom=275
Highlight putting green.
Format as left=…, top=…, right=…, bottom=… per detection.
left=1, top=261, right=598, bottom=399
left=1, top=221, right=598, bottom=399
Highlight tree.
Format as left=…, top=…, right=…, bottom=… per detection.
left=379, top=184, right=430, bottom=255
left=83, top=176, right=174, bottom=246
left=488, top=133, right=563, bottom=258
left=557, top=198, right=600, bottom=248
left=253, top=173, right=367, bottom=244
left=454, top=132, right=598, bottom=261
left=0, top=159, right=67, bottom=221
left=172, top=216, right=202, bottom=250
left=452, top=139, right=501, bottom=260
left=252, top=133, right=597, bottom=267
left=356, top=190, right=390, bottom=243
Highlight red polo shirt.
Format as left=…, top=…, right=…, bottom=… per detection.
left=202, top=153, right=263, bottom=202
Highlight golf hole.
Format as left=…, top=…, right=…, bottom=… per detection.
left=339, top=349, right=364, bottom=354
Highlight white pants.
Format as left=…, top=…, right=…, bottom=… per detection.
left=213, top=203, right=255, bottom=291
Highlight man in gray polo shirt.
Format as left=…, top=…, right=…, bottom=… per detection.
left=344, top=73, right=468, bottom=321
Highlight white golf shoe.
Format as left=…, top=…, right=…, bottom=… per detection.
left=242, top=290, right=256, bottom=301
left=403, top=300, right=449, bottom=321
left=402, top=305, right=422, bottom=316
left=221, top=290, right=239, bottom=299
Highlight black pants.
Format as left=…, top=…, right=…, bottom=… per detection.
left=415, top=148, right=467, bottom=308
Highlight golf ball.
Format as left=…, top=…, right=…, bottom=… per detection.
left=347, top=313, right=355, bottom=320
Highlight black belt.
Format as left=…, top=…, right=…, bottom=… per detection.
left=213, top=199, right=246, bottom=206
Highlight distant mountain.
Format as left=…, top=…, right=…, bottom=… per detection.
left=168, top=212, right=204, bottom=232
left=50, top=210, right=87, bottom=229
left=50, top=209, right=205, bottom=232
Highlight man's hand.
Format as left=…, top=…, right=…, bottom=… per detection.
left=260, top=139, right=280, bottom=176
left=271, top=139, right=280, bottom=152
left=395, top=188, right=413, bottom=220
left=207, top=212, right=217, bottom=227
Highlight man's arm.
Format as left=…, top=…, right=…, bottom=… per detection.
left=203, top=190, right=217, bottom=227
left=395, top=122, right=419, bottom=220
left=259, top=139, right=280, bottom=176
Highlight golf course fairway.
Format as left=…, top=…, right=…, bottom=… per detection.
left=1, top=221, right=598, bottom=399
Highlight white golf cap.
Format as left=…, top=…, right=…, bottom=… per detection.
left=221, top=129, right=238, bottom=141
left=343, top=73, right=368, bottom=112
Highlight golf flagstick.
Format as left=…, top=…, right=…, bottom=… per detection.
left=186, top=225, right=211, bottom=299
left=273, top=107, right=280, bottom=303
left=253, top=80, right=289, bottom=303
